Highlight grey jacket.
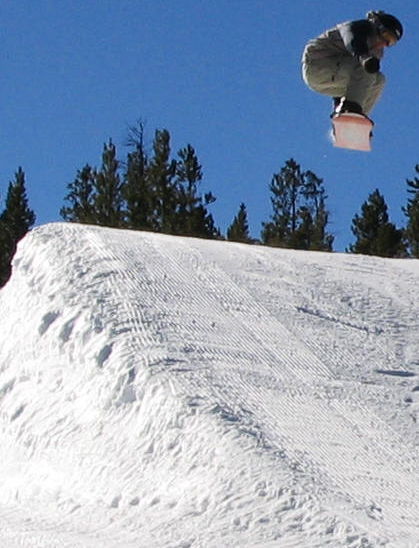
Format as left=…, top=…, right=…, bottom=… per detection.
left=303, top=20, right=384, bottom=63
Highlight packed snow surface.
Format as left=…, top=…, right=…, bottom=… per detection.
left=1, top=223, right=419, bottom=547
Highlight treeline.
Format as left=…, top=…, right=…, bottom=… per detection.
left=60, top=124, right=219, bottom=239
left=2, top=120, right=419, bottom=288
left=60, top=130, right=334, bottom=251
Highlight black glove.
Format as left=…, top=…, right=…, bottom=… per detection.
left=361, top=56, right=380, bottom=74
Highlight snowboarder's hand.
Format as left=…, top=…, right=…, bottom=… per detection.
left=362, top=56, right=380, bottom=73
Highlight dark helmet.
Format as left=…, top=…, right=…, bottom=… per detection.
left=366, top=11, right=403, bottom=41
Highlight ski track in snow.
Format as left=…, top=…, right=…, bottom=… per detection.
left=1, top=223, right=419, bottom=546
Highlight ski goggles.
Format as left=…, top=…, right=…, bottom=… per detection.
left=380, top=28, right=398, bottom=46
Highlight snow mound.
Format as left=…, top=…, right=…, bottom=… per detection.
left=1, top=222, right=419, bottom=547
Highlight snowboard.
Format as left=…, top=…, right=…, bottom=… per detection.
left=331, top=112, right=373, bottom=152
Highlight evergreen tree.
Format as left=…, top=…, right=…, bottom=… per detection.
left=176, top=143, right=202, bottom=235
left=261, top=159, right=333, bottom=250
left=147, top=129, right=177, bottom=233
left=349, top=189, right=405, bottom=257
left=175, top=144, right=218, bottom=238
left=60, top=164, right=96, bottom=223
left=123, top=122, right=154, bottom=230
left=1, top=167, right=36, bottom=242
left=261, top=159, right=302, bottom=246
left=191, top=200, right=220, bottom=239
left=61, top=142, right=122, bottom=228
left=94, top=140, right=124, bottom=227
left=227, top=203, right=252, bottom=243
left=0, top=168, right=35, bottom=286
left=300, top=170, right=334, bottom=251
left=403, top=164, right=419, bottom=257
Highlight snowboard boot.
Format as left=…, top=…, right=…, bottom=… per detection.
left=332, top=98, right=364, bottom=117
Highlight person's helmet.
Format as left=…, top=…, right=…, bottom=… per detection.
left=366, top=11, right=403, bottom=44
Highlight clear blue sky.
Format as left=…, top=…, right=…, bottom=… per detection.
left=0, top=0, right=415, bottom=250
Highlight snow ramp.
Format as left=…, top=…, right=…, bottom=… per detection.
left=1, top=222, right=419, bottom=547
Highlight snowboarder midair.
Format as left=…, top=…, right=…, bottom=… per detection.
left=301, top=11, right=403, bottom=117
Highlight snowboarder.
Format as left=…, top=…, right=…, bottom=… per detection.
left=301, top=11, right=403, bottom=117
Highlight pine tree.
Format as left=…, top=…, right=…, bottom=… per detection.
left=176, top=144, right=202, bottom=235
left=300, top=170, right=334, bottom=251
left=147, top=129, right=177, bottom=233
left=403, top=165, right=419, bottom=257
left=175, top=144, right=218, bottom=238
left=61, top=142, right=123, bottom=228
left=349, top=189, right=405, bottom=257
left=261, top=159, right=303, bottom=247
left=123, top=122, right=154, bottom=230
left=261, top=159, right=333, bottom=250
left=60, top=164, right=96, bottom=223
left=192, top=200, right=220, bottom=239
left=94, top=140, right=124, bottom=228
left=227, top=203, right=251, bottom=243
left=0, top=167, right=36, bottom=286
left=1, top=167, right=36, bottom=242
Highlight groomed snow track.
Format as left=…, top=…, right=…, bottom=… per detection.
left=1, top=223, right=419, bottom=547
